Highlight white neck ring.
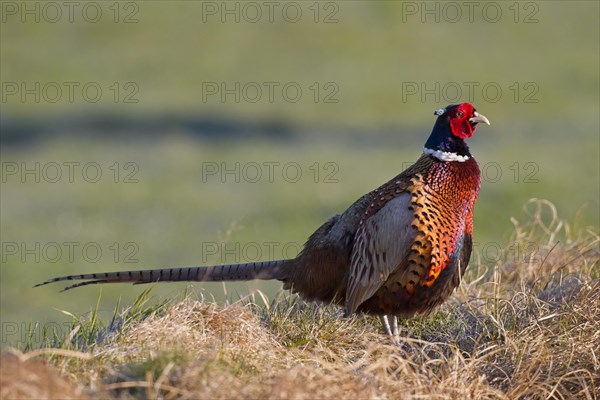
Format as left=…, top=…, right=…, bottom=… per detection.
left=423, top=147, right=470, bottom=162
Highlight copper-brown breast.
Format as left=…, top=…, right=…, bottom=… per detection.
left=408, top=158, right=480, bottom=290
left=357, top=156, right=480, bottom=316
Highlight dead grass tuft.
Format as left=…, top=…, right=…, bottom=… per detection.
left=0, top=351, right=91, bottom=400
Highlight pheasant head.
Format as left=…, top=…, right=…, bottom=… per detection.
left=424, top=103, right=490, bottom=162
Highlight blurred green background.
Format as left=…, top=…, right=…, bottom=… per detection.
left=1, top=1, right=598, bottom=347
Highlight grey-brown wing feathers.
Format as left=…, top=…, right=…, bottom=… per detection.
left=34, top=260, right=290, bottom=292
left=345, top=193, right=416, bottom=314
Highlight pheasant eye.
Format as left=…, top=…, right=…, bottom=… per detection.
left=456, top=111, right=464, bottom=118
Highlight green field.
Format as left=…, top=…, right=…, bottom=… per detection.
left=1, top=0, right=598, bottom=364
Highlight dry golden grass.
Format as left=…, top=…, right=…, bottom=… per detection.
left=0, top=351, right=91, bottom=400
left=4, top=200, right=599, bottom=399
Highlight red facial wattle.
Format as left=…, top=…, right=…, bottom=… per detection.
left=449, top=103, right=476, bottom=139
left=450, top=117, right=474, bottom=138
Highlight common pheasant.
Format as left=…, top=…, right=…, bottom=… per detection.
left=36, top=103, right=490, bottom=338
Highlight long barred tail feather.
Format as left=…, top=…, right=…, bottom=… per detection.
left=34, top=260, right=291, bottom=292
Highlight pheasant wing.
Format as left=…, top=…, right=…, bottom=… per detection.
left=345, top=191, right=416, bottom=314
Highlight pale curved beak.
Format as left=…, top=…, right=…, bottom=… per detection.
left=469, top=111, right=490, bottom=125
